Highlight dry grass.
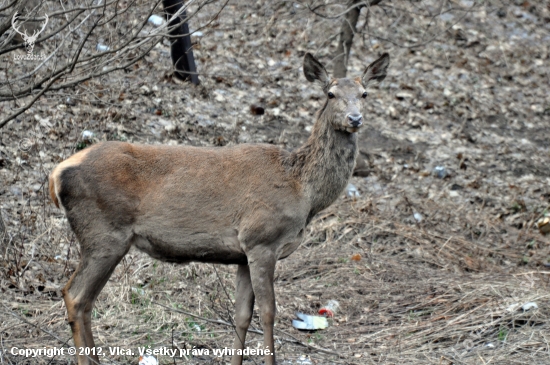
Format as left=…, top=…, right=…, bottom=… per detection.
left=2, top=188, right=550, bottom=364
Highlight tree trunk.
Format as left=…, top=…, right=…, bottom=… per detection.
left=0, top=209, right=7, bottom=258
left=163, top=0, right=200, bottom=85
left=333, top=0, right=384, bottom=78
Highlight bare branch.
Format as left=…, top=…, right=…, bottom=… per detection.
left=0, top=0, right=225, bottom=127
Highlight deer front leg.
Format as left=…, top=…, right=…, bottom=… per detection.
left=231, top=265, right=255, bottom=365
left=247, top=251, right=277, bottom=365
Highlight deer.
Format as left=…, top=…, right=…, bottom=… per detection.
left=49, top=52, right=389, bottom=365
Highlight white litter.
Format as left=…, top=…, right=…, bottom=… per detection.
left=96, top=44, right=109, bottom=52
left=346, top=183, right=360, bottom=198
left=138, top=355, right=157, bottom=365
left=81, top=130, right=94, bottom=140
left=131, top=287, right=145, bottom=295
left=521, top=302, right=538, bottom=311
left=506, top=303, right=519, bottom=312
left=148, top=15, right=165, bottom=27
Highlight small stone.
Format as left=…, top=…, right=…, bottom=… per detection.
left=537, top=217, right=550, bottom=234
left=421, top=63, right=434, bottom=72
left=450, top=183, right=463, bottom=191
left=140, top=85, right=151, bottom=95
left=396, top=91, right=414, bottom=100
left=433, top=166, right=448, bottom=179
left=197, top=116, right=214, bottom=127
left=164, top=123, right=176, bottom=133
left=387, top=106, right=398, bottom=119
left=10, top=186, right=23, bottom=197
left=530, top=104, right=543, bottom=113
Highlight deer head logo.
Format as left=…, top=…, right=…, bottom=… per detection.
left=11, top=12, right=48, bottom=55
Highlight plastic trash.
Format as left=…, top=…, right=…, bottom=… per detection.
left=295, top=355, right=313, bottom=364
left=81, top=130, right=94, bottom=140
left=506, top=303, right=519, bottom=312
left=96, top=44, right=109, bottom=52
left=292, top=312, right=328, bottom=330
left=138, top=355, right=157, bottom=365
left=413, top=212, right=423, bottom=222
left=148, top=15, right=165, bottom=27
left=346, top=183, right=360, bottom=198
left=319, top=300, right=340, bottom=317
left=131, top=287, right=145, bottom=295
left=521, top=302, right=538, bottom=311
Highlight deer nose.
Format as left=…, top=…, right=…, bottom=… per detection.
left=347, top=114, right=363, bottom=128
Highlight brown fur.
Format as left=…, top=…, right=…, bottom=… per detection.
left=48, top=175, right=58, bottom=208
left=50, top=52, right=389, bottom=365
left=49, top=147, right=92, bottom=209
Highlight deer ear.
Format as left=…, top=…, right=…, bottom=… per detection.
left=303, top=53, right=329, bottom=88
left=362, top=53, right=390, bottom=87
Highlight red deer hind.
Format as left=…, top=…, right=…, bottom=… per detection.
left=49, top=52, right=389, bottom=365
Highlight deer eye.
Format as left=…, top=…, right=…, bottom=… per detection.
left=362, top=92, right=368, bottom=99
left=328, top=92, right=335, bottom=99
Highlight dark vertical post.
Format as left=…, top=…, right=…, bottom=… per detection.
left=0, top=209, right=7, bottom=259
left=333, top=0, right=384, bottom=78
left=162, top=0, right=199, bottom=85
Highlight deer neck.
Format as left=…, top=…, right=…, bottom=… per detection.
left=285, top=103, right=358, bottom=219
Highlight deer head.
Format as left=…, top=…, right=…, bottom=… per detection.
left=303, top=52, right=389, bottom=133
left=11, top=12, right=49, bottom=54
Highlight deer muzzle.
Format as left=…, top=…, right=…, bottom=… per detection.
left=347, top=114, right=363, bottom=128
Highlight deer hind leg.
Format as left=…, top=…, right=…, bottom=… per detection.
left=63, top=233, right=131, bottom=365
left=231, top=264, right=255, bottom=365
left=247, top=250, right=277, bottom=365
